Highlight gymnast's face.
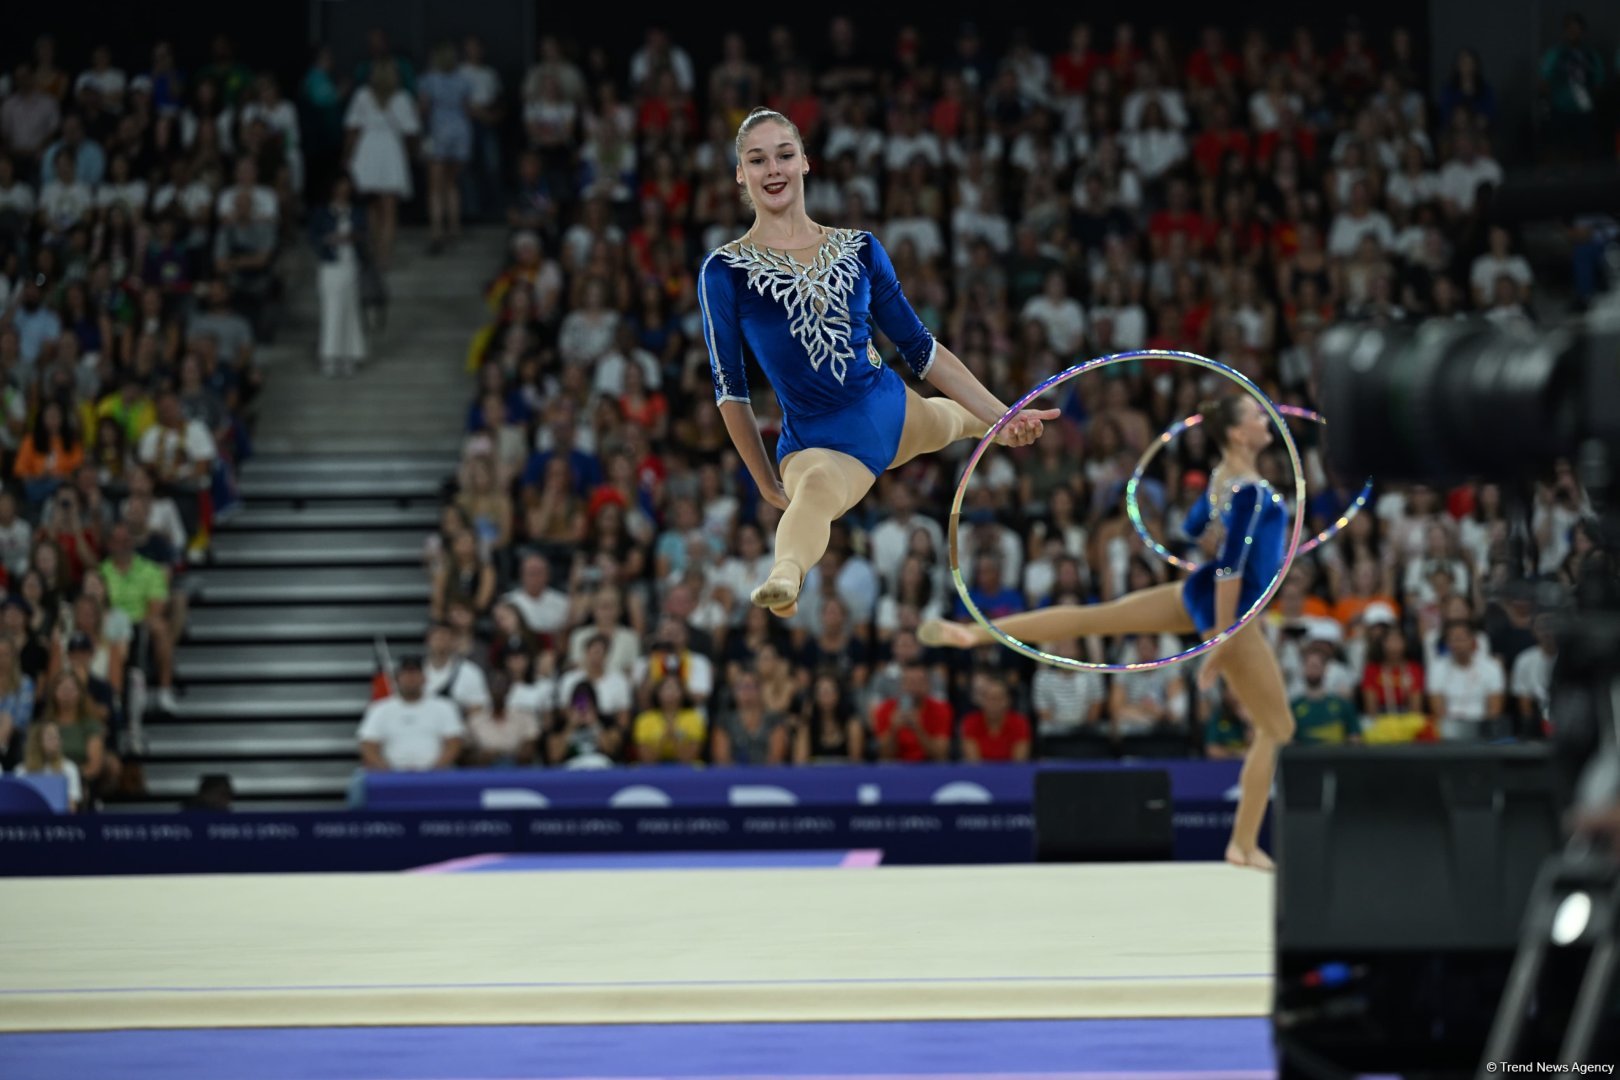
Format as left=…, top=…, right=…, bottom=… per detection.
left=1225, top=397, right=1272, bottom=455
left=737, top=121, right=807, bottom=216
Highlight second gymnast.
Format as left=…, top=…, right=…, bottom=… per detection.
left=922, top=394, right=1295, bottom=870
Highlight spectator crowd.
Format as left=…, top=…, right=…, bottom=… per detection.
left=0, top=32, right=308, bottom=808
left=347, top=14, right=1620, bottom=777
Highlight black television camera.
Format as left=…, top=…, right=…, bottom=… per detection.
left=1273, top=167, right=1620, bottom=1077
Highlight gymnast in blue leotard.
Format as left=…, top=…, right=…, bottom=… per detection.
left=921, top=394, right=1297, bottom=871
left=700, top=108, right=1059, bottom=619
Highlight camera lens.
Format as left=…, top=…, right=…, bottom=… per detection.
left=1319, top=321, right=1586, bottom=485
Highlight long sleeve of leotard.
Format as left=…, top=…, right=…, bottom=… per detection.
left=865, top=232, right=937, bottom=380
left=1211, top=484, right=1264, bottom=581
left=697, top=251, right=750, bottom=405
left=1182, top=491, right=1213, bottom=539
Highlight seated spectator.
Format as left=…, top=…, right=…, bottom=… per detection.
left=40, top=670, right=117, bottom=797
left=566, top=586, right=641, bottom=677
left=138, top=391, right=216, bottom=555
left=956, top=552, right=1025, bottom=620
left=12, top=400, right=84, bottom=507
left=635, top=616, right=715, bottom=706
left=632, top=675, right=705, bottom=766
left=1289, top=644, right=1363, bottom=745
left=422, top=621, right=491, bottom=727
left=214, top=187, right=281, bottom=338
left=358, top=655, right=465, bottom=772
left=122, top=494, right=179, bottom=570
left=431, top=530, right=496, bottom=623
left=1428, top=618, right=1507, bottom=741
left=558, top=634, right=633, bottom=732
left=0, top=490, right=30, bottom=580
left=1031, top=637, right=1109, bottom=736
left=961, top=679, right=1033, bottom=763
left=1469, top=226, right=1532, bottom=307
left=189, top=278, right=261, bottom=389
left=546, top=681, right=623, bottom=767
left=1110, top=635, right=1190, bottom=736
left=872, top=661, right=952, bottom=764
left=464, top=670, right=540, bottom=767
left=16, top=719, right=82, bottom=811
left=504, top=553, right=569, bottom=640
left=711, top=667, right=789, bottom=766
left=1203, top=684, right=1250, bottom=759
left=100, top=522, right=177, bottom=713
left=1511, top=613, right=1558, bottom=733
left=0, top=637, right=35, bottom=768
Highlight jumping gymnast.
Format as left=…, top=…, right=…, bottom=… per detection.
left=922, top=394, right=1294, bottom=870
left=698, top=107, right=1059, bottom=618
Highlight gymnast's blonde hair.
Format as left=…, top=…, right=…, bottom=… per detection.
left=734, top=107, right=805, bottom=212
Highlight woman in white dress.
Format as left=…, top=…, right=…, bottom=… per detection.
left=345, top=59, right=419, bottom=269
left=309, top=175, right=368, bottom=377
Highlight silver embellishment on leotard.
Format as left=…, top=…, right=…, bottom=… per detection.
left=721, top=229, right=867, bottom=385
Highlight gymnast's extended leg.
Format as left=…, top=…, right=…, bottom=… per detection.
left=1212, top=622, right=1294, bottom=871
left=753, top=448, right=877, bottom=615
left=920, top=581, right=1197, bottom=647
left=887, top=388, right=989, bottom=468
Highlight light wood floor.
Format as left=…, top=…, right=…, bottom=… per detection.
left=0, top=863, right=1271, bottom=1031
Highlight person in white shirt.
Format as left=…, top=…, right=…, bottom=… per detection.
left=1428, top=619, right=1506, bottom=741
left=1327, top=180, right=1395, bottom=257
left=631, top=618, right=715, bottom=705
left=558, top=635, right=633, bottom=729
left=1437, top=131, right=1503, bottom=218
left=868, top=482, right=945, bottom=589
left=75, top=46, right=127, bottom=107
left=628, top=28, right=695, bottom=93
left=214, top=156, right=279, bottom=226
left=504, top=553, right=569, bottom=638
left=1511, top=614, right=1557, bottom=729
left=358, top=656, right=465, bottom=771
left=422, top=623, right=491, bottom=726
left=566, top=587, right=642, bottom=676
left=1469, top=226, right=1534, bottom=307
left=1021, top=269, right=1086, bottom=355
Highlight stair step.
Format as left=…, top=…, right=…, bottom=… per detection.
left=139, top=760, right=356, bottom=799
left=209, top=531, right=426, bottom=568
left=184, top=567, right=430, bottom=604
left=167, top=683, right=374, bottom=721
left=237, top=475, right=446, bottom=500
left=177, top=642, right=411, bottom=682
left=242, top=455, right=457, bottom=478
left=186, top=604, right=429, bottom=643
left=143, top=720, right=359, bottom=758
left=226, top=505, right=442, bottom=531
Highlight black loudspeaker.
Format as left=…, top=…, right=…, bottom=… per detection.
left=1272, top=744, right=1574, bottom=1078
left=1034, top=768, right=1173, bottom=862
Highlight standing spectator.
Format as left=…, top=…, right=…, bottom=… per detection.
left=632, top=675, right=705, bottom=765
left=419, top=43, right=473, bottom=252
left=961, top=679, right=1033, bottom=763
left=458, top=37, right=503, bottom=220
left=872, top=662, right=953, bottom=764
left=345, top=60, right=419, bottom=269
left=358, top=655, right=465, bottom=772
left=1428, top=619, right=1507, bottom=741
left=1539, top=13, right=1607, bottom=156
left=309, top=175, right=367, bottom=377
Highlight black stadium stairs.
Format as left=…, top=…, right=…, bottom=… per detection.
left=123, top=453, right=451, bottom=810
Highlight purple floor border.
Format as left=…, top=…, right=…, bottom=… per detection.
left=0, top=1019, right=1274, bottom=1080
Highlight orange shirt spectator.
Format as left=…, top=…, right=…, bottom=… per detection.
left=14, top=433, right=85, bottom=482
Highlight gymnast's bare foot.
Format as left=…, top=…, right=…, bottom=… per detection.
left=919, top=619, right=979, bottom=649
left=1225, top=842, right=1276, bottom=872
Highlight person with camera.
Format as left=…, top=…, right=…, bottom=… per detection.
left=871, top=660, right=953, bottom=764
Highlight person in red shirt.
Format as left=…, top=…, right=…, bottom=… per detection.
left=1052, top=24, right=1101, bottom=94
left=1148, top=178, right=1206, bottom=257
left=1185, top=26, right=1241, bottom=91
left=961, top=680, right=1032, bottom=763
left=1191, top=102, right=1252, bottom=179
left=872, top=662, right=953, bottom=763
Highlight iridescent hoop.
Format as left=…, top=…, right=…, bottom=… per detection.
left=947, top=350, right=1306, bottom=673
left=1124, top=406, right=1374, bottom=573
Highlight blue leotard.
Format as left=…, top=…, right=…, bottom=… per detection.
left=697, top=229, right=936, bottom=476
left=1179, top=479, right=1290, bottom=634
